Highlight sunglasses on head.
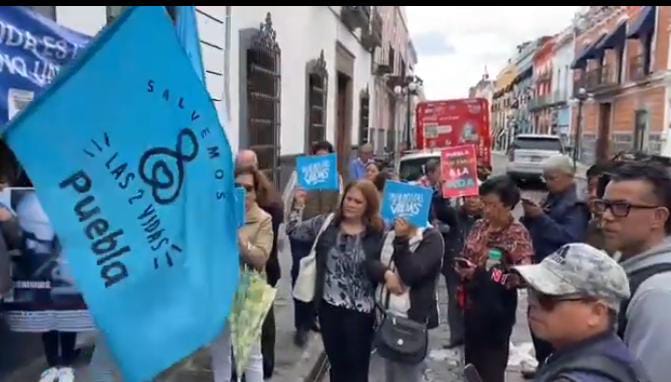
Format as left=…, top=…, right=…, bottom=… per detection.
left=235, top=183, right=254, bottom=193
left=529, top=289, right=592, bottom=311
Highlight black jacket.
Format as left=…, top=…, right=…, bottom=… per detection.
left=312, top=221, right=384, bottom=313
left=429, top=190, right=461, bottom=274
left=535, top=332, right=647, bottom=382
left=260, top=201, right=284, bottom=287
left=367, top=228, right=444, bottom=329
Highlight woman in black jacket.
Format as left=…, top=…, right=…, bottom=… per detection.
left=367, top=218, right=445, bottom=382
left=287, top=180, right=385, bottom=382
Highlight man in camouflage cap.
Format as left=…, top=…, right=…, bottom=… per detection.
left=513, top=243, right=648, bottom=382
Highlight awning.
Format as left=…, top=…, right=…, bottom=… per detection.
left=571, top=34, right=607, bottom=69
left=627, top=6, right=656, bottom=39
left=597, top=21, right=627, bottom=51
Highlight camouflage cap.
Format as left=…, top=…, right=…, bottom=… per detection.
left=513, top=243, right=630, bottom=311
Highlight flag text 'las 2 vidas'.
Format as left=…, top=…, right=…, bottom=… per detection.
left=3, top=6, right=239, bottom=382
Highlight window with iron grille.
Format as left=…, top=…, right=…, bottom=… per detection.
left=246, top=13, right=281, bottom=183
left=306, top=50, right=328, bottom=151
left=359, top=88, right=370, bottom=145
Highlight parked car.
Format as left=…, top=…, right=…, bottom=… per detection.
left=506, top=134, right=564, bottom=181
left=398, top=150, right=441, bottom=182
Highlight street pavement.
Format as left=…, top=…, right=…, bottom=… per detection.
left=1, top=152, right=587, bottom=381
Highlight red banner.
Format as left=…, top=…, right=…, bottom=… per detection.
left=441, top=145, right=479, bottom=198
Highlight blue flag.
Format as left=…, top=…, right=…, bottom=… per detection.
left=381, top=181, right=433, bottom=228
left=0, top=6, right=91, bottom=124
left=234, top=186, right=246, bottom=228
left=296, top=153, right=339, bottom=191
left=3, top=6, right=239, bottom=381
left=175, top=6, right=205, bottom=83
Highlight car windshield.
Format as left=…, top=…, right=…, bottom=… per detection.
left=512, top=137, right=562, bottom=152
left=399, top=157, right=438, bottom=181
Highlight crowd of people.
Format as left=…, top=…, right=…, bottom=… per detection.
left=3, top=139, right=671, bottom=382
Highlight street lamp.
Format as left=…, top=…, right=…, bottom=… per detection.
left=394, top=75, right=423, bottom=152
left=573, top=87, right=588, bottom=171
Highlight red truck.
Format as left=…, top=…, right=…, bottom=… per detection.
left=414, top=98, right=492, bottom=170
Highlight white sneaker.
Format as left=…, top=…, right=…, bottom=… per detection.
left=57, top=367, right=75, bottom=382
left=38, top=367, right=60, bottom=382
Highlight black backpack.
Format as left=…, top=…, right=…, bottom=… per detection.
left=617, top=263, right=671, bottom=338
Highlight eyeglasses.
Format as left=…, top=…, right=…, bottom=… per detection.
left=529, top=289, right=590, bottom=311
left=235, top=182, right=254, bottom=193
left=592, top=199, right=659, bottom=218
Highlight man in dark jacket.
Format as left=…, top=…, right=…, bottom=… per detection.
left=521, top=155, right=590, bottom=372
left=424, top=159, right=464, bottom=348
left=514, top=243, right=647, bottom=382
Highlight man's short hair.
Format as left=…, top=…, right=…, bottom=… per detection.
left=542, top=155, right=575, bottom=175
left=360, top=143, right=374, bottom=153
left=587, top=163, right=609, bottom=180
left=609, top=162, right=671, bottom=233
left=425, top=159, right=440, bottom=175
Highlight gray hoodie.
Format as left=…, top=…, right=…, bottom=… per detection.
left=620, top=237, right=671, bottom=382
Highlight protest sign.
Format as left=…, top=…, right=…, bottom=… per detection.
left=3, top=6, right=239, bottom=381
left=0, top=6, right=91, bottom=124
left=296, top=153, right=338, bottom=191
left=381, top=181, right=433, bottom=228
left=441, top=144, right=479, bottom=198
left=0, top=188, right=94, bottom=332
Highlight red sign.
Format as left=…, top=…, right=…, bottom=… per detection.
left=416, top=98, right=491, bottom=169
left=441, top=145, right=479, bottom=198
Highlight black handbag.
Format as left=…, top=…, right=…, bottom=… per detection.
left=373, top=278, right=428, bottom=365
left=373, top=309, right=428, bottom=364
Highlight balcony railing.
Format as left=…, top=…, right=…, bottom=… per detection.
left=585, top=68, right=601, bottom=89
left=341, top=6, right=370, bottom=31
left=361, top=7, right=382, bottom=51
left=629, top=54, right=646, bottom=82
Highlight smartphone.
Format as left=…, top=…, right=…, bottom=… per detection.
left=455, top=257, right=475, bottom=268
left=464, top=364, right=483, bottom=382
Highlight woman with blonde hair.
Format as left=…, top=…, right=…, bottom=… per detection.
left=287, top=180, right=384, bottom=382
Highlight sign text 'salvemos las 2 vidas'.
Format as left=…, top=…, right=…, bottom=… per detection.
left=59, top=78, right=230, bottom=287
left=3, top=6, right=239, bottom=382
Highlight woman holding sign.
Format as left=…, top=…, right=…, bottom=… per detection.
left=456, top=175, right=533, bottom=382
left=287, top=180, right=384, bottom=382
left=367, top=217, right=444, bottom=381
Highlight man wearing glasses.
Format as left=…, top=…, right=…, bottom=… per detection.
left=513, top=243, right=646, bottom=382
left=521, top=155, right=591, bottom=375
left=596, top=162, right=671, bottom=382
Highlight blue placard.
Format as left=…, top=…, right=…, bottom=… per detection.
left=296, top=153, right=338, bottom=191
left=3, top=7, right=239, bottom=382
left=234, top=186, right=246, bottom=228
left=0, top=6, right=91, bottom=124
left=381, top=181, right=433, bottom=228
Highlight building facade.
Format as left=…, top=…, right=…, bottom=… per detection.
left=492, top=62, right=517, bottom=151
left=550, top=27, right=575, bottom=147
left=571, top=6, right=671, bottom=163
left=30, top=6, right=420, bottom=189
left=530, top=37, right=556, bottom=135
left=370, top=6, right=418, bottom=158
